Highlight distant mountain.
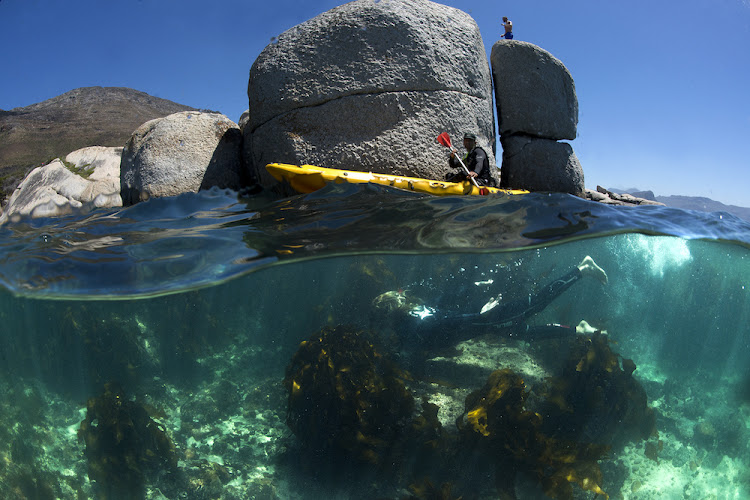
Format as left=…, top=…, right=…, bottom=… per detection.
left=655, top=195, right=750, bottom=222
left=0, top=86, right=198, bottom=201
left=610, top=188, right=750, bottom=223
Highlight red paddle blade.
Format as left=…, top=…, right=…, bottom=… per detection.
left=479, top=187, right=490, bottom=195
left=436, top=132, right=452, bottom=149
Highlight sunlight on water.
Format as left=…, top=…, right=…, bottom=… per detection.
left=0, top=186, right=749, bottom=499
left=622, top=234, right=693, bottom=278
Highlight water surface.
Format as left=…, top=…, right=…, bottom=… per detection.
left=0, top=185, right=748, bottom=499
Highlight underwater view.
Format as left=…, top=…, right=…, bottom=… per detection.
left=1, top=185, right=749, bottom=499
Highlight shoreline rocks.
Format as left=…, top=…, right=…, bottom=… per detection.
left=587, top=186, right=664, bottom=206
left=0, top=146, right=123, bottom=224
left=0, top=0, right=667, bottom=221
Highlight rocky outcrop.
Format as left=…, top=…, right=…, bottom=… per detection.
left=491, top=41, right=584, bottom=196
left=120, top=112, right=245, bottom=205
left=0, top=87, right=197, bottom=201
left=586, top=187, right=664, bottom=206
left=499, top=136, right=583, bottom=195
left=246, top=0, right=498, bottom=190
left=0, top=146, right=123, bottom=223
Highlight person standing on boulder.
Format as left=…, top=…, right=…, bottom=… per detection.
left=502, top=16, right=513, bottom=39
left=446, top=133, right=495, bottom=186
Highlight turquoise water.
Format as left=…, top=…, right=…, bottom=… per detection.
left=0, top=184, right=749, bottom=499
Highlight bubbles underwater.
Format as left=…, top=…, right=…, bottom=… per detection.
left=618, top=233, right=693, bottom=278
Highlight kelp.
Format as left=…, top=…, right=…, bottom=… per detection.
left=283, top=326, right=415, bottom=465
left=78, top=383, right=177, bottom=499
left=457, top=369, right=610, bottom=499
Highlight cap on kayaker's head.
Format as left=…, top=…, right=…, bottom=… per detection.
left=463, top=132, right=477, bottom=150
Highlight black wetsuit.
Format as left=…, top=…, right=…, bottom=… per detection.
left=447, top=146, right=495, bottom=186
left=402, top=268, right=583, bottom=350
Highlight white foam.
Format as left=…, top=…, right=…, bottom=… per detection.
left=622, top=234, right=693, bottom=277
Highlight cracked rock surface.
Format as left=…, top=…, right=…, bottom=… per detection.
left=246, top=0, right=498, bottom=189
left=491, top=41, right=584, bottom=196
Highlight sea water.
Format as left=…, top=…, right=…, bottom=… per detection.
left=0, top=184, right=748, bottom=499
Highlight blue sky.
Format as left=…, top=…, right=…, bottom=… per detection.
left=1, top=0, right=748, bottom=206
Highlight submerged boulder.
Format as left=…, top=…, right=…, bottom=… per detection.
left=120, top=111, right=245, bottom=205
left=246, top=0, right=497, bottom=189
left=0, top=146, right=123, bottom=223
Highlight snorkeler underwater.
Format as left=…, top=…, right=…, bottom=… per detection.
left=371, top=255, right=609, bottom=352
left=0, top=187, right=748, bottom=499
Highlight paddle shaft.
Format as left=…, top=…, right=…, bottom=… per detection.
left=450, top=149, right=482, bottom=189
left=436, top=132, right=489, bottom=194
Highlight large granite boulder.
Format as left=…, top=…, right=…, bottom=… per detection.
left=491, top=40, right=584, bottom=196
left=499, top=136, right=583, bottom=195
left=66, top=146, right=122, bottom=193
left=246, top=0, right=497, bottom=189
left=491, top=41, right=577, bottom=140
left=121, top=111, right=245, bottom=205
left=0, top=146, right=123, bottom=224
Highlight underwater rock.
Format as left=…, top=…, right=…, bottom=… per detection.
left=457, top=368, right=610, bottom=499
left=1, top=467, right=58, bottom=500
left=537, top=332, right=656, bottom=448
left=283, top=325, right=416, bottom=465
left=406, top=478, right=464, bottom=500
left=78, top=383, right=178, bottom=499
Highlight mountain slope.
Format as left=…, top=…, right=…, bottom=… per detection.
left=609, top=188, right=750, bottom=223
left=655, top=195, right=750, bottom=223
left=0, top=86, right=198, bottom=200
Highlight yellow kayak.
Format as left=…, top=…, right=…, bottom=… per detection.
left=265, top=163, right=528, bottom=196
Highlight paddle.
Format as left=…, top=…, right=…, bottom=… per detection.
left=436, top=132, right=489, bottom=195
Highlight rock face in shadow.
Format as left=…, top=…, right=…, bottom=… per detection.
left=500, top=135, right=584, bottom=196
left=120, top=112, right=245, bottom=205
left=245, top=0, right=498, bottom=190
left=491, top=41, right=584, bottom=196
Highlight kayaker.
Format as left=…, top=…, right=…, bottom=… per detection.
left=372, top=256, right=608, bottom=351
left=446, top=132, right=496, bottom=187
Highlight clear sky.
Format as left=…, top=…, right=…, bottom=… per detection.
left=1, top=0, right=748, bottom=206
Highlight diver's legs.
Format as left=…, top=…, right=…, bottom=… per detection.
left=483, top=256, right=608, bottom=326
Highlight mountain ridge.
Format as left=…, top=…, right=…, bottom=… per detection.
left=0, top=86, right=199, bottom=201
left=609, top=188, right=750, bottom=222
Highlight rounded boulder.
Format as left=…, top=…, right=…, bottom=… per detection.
left=121, top=112, right=244, bottom=205
left=246, top=0, right=497, bottom=188
left=500, top=135, right=585, bottom=196
left=491, top=40, right=578, bottom=140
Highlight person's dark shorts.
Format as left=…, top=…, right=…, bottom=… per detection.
left=504, top=32, right=514, bottom=40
